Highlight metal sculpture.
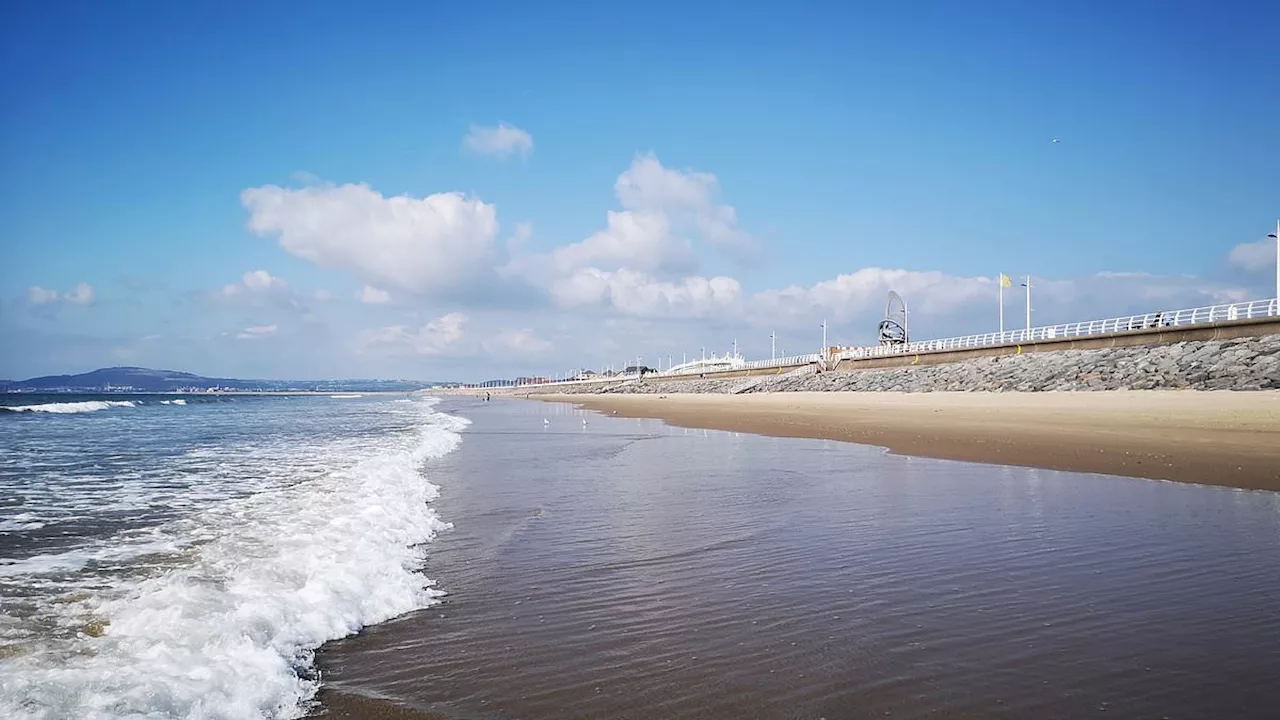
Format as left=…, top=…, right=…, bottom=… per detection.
left=878, top=290, right=909, bottom=345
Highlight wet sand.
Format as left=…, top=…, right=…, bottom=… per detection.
left=535, top=391, right=1280, bottom=491
left=314, top=398, right=1280, bottom=719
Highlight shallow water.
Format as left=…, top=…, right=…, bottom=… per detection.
left=317, top=398, right=1280, bottom=719
left=0, top=393, right=463, bottom=719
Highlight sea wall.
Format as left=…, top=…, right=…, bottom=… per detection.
left=536, top=334, right=1280, bottom=395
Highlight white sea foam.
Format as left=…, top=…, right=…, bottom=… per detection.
left=328, top=394, right=363, bottom=399
left=3, top=401, right=136, bottom=414
left=0, top=513, right=46, bottom=532
left=159, top=399, right=187, bottom=405
left=0, top=398, right=465, bottom=719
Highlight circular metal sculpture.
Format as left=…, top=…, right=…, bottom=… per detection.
left=878, top=290, right=909, bottom=345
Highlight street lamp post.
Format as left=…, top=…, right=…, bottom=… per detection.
left=770, top=331, right=776, bottom=360
left=1269, top=219, right=1279, bottom=302
left=1020, top=276, right=1032, bottom=336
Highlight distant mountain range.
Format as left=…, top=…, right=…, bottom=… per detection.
left=0, top=367, right=439, bottom=393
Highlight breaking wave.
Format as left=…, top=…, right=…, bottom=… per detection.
left=2, top=400, right=137, bottom=414
left=0, top=397, right=465, bottom=719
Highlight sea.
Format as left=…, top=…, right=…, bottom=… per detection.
left=1, top=393, right=1278, bottom=719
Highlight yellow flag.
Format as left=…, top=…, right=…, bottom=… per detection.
left=999, top=273, right=1012, bottom=288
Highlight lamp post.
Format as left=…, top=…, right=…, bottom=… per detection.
left=1269, top=219, right=1279, bottom=302
left=770, top=331, right=776, bottom=360
left=1020, top=276, right=1032, bottom=336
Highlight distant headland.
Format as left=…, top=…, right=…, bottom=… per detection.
left=0, top=367, right=444, bottom=394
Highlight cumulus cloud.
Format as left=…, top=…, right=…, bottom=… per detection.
left=221, top=270, right=285, bottom=296
left=547, top=154, right=747, bottom=278
left=552, top=210, right=694, bottom=275
left=548, top=154, right=753, bottom=279
left=28, top=287, right=60, bottom=305
left=1227, top=236, right=1276, bottom=272
left=360, top=285, right=391, bottom=304
left=463, top=122, right=534, bottom=158
left=614, top=153, right=720, bottom=210
left=750, top=268, right=990, bottom=324
left=209, top=156, right=1270, bottom=380
left=357, top=312, right=468, bottom=356
left=236, top=324, right=278, bottom=340
left=66, top=282, right=95, bottom=305
left=243, top=270, right=282, bottom=291
left=552, top=267, right=742, bottom=317
left=314, top=289, right=333, bottom=301
left=615, top=152, right=754, bottom=254
left=241, top=183, right=500, bottom=297
left=27, top=282, right=94, bottom=305
left=535, top=261, right=1255, bottom=349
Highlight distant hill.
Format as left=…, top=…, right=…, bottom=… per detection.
left=2, top=366, right=437, bottom=393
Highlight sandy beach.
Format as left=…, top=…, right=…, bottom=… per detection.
left=533, top=391, right=1280, bottom=491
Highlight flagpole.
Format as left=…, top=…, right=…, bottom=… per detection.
left=1025, top=275, right=1032, bottom=334
left=998, top=274, right=1004, bottom=334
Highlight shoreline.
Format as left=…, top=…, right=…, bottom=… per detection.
left=528, top=391, right=1280, bottom=492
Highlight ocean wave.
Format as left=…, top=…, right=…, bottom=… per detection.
left=3, top=401, right=137, bottom=414
left=159, top=399, right=187, bottom=405
left=0, top=399, right=466, bottom=719
left=0, top=513, right=47, bottom=532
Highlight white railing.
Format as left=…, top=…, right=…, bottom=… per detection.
left=833, top=297, right=1279, bottom=362
left=658, top=353, right=822, bottom=377
left=740, top=354, right=822, bottom=371
left=482, top=297, right=1277, bottom=390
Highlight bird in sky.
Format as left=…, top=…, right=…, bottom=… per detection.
left=1052, top=138, right=1061, bottom=144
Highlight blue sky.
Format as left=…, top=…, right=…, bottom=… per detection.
left=2, top=0, right=1277, bottom=380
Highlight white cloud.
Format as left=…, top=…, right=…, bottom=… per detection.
left=357, top=312, right=468, bottom=356
left=200, top=157, right=1270, bottom=380
left=537, top=261, right=1254, bottom=350
left=236, top=324, right=278, bottom=340
left=553, top=210, right=693, bottom=274
left=615, top=152, right=754, bottom=253
left=750, top=268, right=990, bottom=324
left=242, top=270, right=282, bottom=291
left=552, top=267, right=742, bottom=317
left=67, top=282, right=95, bottom=305
left=489, top=328, right=553, bottom=355
left=548, top=154, right=753, bottom=278
left=241, top=183, right=500, bottom=297
left=221, top=270, right=285, bottom=296
left=615, top=152, right=718, bottom=211
left=1228, top=236, right=1276, bottom=272
left=28, top=286, right=60, bottom=305
left=360, top=285, right=391, bottom=304
left=27, top=282, right=94, bottom=305
left=314, top=289, right=333, bottom=301
left=463, top=123, right=534, bottom=158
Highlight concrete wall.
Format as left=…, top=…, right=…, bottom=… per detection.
left=463, top=316, right=1280, bottom=396
left=829, top=316, right=1280, bottom=373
